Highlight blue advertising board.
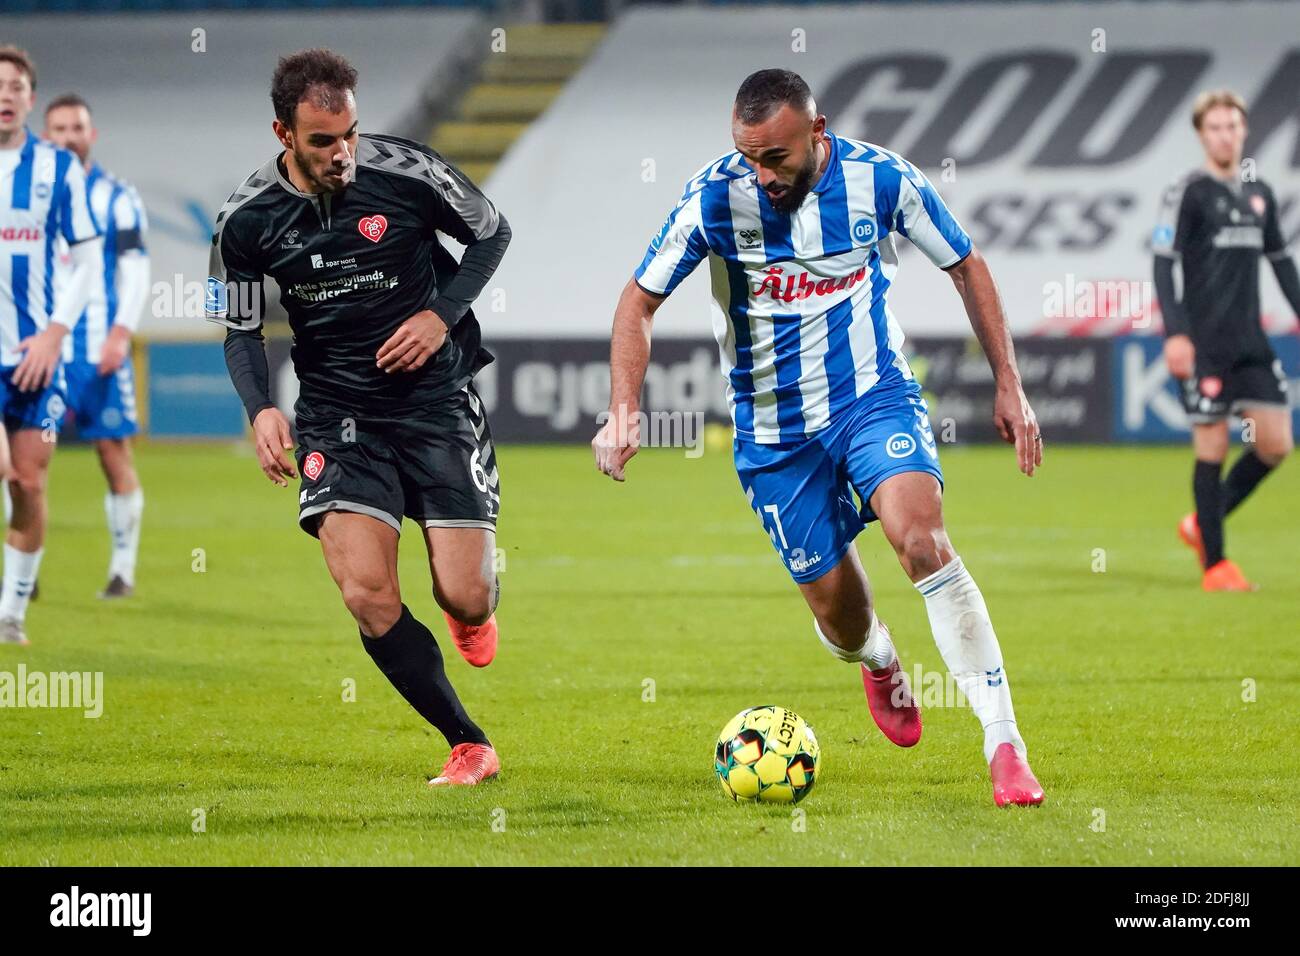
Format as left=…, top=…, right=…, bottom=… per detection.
left=1111, top=335, right=1299, bottom=442
left=147, top=342, right=246, bottom=439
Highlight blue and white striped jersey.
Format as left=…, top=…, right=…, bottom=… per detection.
left=0, top=128, right=99, bottom=367
left=635, top=133, right=971, bottom=444
left=56, top=162, right=149, bottom=365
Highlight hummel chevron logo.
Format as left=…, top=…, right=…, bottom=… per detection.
left=214, top=174, right=271, bottom=228
left=843, top=140, right=928, bottom=189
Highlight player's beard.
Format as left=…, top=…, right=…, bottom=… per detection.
left=763, top=146, right=818, bottom=214
left=291, top=148, right=352, bottom=194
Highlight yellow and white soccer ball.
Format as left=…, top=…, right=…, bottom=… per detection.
left=714, top=705, right=821, bottom=804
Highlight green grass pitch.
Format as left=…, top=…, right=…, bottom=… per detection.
left=1, top=439, right=1296, bottom=865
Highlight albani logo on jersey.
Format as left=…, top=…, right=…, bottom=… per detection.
left=303, top=451, right=326, bottom=481
left=752, top=266, right=868, bottom=303
left=358, top=215, right=388, bottom=243
left=0, top=226, right=42, bottom=242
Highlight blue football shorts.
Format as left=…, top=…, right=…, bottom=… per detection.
left=733, top=380, right=944, bottom=583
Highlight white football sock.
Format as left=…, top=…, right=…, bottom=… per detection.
left=814, top=613, right=896, bottom=670
left=1, top=482, right=10, bottom=523
left=0, top=543, right=44, bottom=622
left=914, top=557, right=1025, bottom=763
left=105, top=488, right=144, bottom=585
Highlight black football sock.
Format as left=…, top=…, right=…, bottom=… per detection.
left=1193, top=459, right=1225, bottom=569
left=360, top=604, right=490, bottom=747
left=1223, top=450, right=1275, bottom=517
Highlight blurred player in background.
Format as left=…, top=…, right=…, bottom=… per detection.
left=1154, top=90, right=1300, bottom=591
left=209, top=50, right=510, bottom=786
left=0, top=47, right=101, bottom=646
left=594, top=70, right=1044, bottom=806
left=44, top=93, right=150, bottom=599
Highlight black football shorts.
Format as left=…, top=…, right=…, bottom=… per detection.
left=293, top=382, right=500, bottom=537
left=1180, top=358, right=1290, bottom=424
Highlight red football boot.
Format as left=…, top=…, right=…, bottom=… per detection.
left=1178, top=513, right=1205, bottom=568
left=1202, top=559, right=1255, bottom=592
left=444, top=612, right=498, bottom=667
left=989, top=743, right=1044, bottom=807
left=861, top=640, right=923, bottom=748
left=428, top=743, right=501, bottom=787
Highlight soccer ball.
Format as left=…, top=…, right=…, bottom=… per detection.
left=714, top=705, right=821, bottom=804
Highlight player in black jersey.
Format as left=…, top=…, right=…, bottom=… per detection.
left=208, top=50, right=510, bottom=785
left=1153, top=90, right=1300, bottom=591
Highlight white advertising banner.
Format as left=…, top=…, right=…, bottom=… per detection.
left=485, top=1, right=1300, bottom=338
left=6, top=10, right=479, bottom=338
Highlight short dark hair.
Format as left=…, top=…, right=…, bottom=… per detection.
left=270, top=48, right=357, bottom=128
left=45, top=92, right=91, bottom=117
left=734, top=69, right=813, bottom=125
left=0, top=45, right=36, bottom=91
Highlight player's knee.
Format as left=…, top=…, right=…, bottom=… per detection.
left=7, top=468, right=45, bottom=500
left=340, top=578, right=401, bottom=635
left=439, top=578, right=495, bottom=626
left=1254, top=434, right=1293, bottom=466
left=894, top=526, right=950, bottom=579
left=1194, top=427, right=1230, bottom=463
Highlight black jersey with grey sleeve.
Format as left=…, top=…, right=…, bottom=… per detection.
left=207, top=133, right=510, bottom=419
left=1151, top=170, right=1296, bottom=375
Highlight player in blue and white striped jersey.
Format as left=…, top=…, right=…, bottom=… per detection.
left=45, top=93, right=150, bottom=600
left=593, top=70, right=1045, bottom=806
left=0, top=47, right=103, bottom=645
